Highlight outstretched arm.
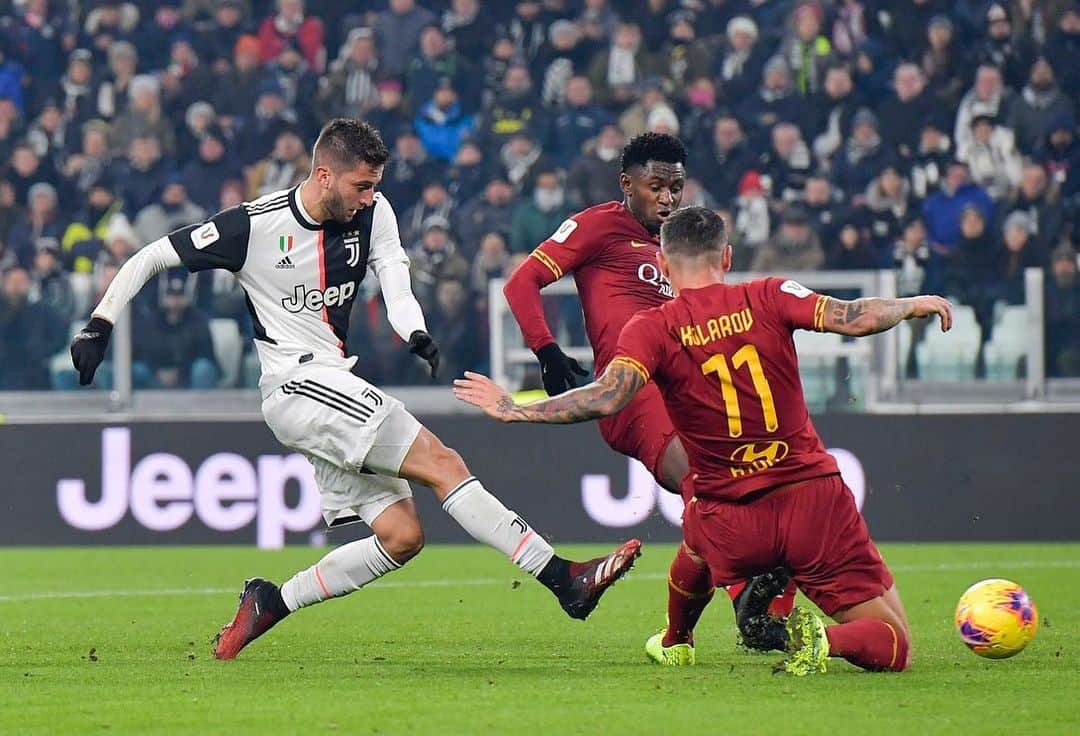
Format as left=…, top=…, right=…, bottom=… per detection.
left=93, top=237, right=182, bottom=323
left=453, top=361, right=645, bottom=424
left=822, top=295, right=953, bottom=337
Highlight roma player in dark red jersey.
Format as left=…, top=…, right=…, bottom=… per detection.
left=457, top=206, right=953, bottom=674
left=503, top=133, right=794, bottom=660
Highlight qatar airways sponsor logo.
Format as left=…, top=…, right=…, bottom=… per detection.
left=637, top=262, right=674, bottom=299
left=581, top=449, right=866, bottom=528
left=56, top=428, right=321, bottom=548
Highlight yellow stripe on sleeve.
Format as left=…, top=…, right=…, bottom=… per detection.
left=813, top=295, right=827, bottom=331
left=610, top=356, right=650, bottom=383
left=530, top=249, right=563, bottom=279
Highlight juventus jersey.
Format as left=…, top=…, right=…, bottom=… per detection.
left=168, top=186, right=408, bottom=383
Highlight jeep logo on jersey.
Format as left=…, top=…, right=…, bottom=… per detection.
left=282, top=282, right=356, bottom=313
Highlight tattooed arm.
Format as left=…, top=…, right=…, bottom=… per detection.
left=822, top=295, right=953, bottom=337
left=453, top=362, right=645, bottom=424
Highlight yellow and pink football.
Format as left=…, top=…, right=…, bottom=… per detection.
left=955, top=578, right=1038, bottom=659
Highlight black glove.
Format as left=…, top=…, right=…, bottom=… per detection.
left=70, top=317, right=113, bottom=386
left=408, top=330, right=440, bottom=379
left=535, top=342, right=588, bottom=396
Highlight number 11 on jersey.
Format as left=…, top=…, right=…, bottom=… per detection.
left=700, top=344, right=778, bottom=438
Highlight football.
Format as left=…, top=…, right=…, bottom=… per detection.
left=955, top=579, right=1039, bottom=659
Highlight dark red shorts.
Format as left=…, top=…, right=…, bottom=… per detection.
left=682, top=474, right=893, bottom=616
left=598, top=381, right=683, bottom=496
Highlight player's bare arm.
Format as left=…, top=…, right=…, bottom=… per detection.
left=822, top=295, right=953, bottom=337
left=453, top=362, right=645, bottom=424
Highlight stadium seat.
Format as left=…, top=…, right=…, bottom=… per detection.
left=984, top=305, right=1028, bottom=380
left=915, top=305, right=981, bottom=380
left=209, top=318, right=243, bottom=388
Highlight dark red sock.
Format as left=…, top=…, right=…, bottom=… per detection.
left=663, top=546, right=714, bottom=646
left=768, top=579, right=798, bottom=617
left=825, top=619, right=910, bottom=671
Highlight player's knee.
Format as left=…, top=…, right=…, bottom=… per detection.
left=379, top=522, right=425, bottom=563
left=429, top=439, right=470, bottom=482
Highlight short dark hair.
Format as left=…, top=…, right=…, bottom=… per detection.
left=313, top=118, right=390, bottom=170
left=660, top=206, right=727, bottom=257
left=620, top=132, right=687, bottom=173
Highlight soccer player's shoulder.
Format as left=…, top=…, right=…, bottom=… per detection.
left=549, top=200, right=623, bottom=243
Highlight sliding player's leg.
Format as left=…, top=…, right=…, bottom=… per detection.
left=398, top=425, right=640, bottom=620
left=827, top=586, right=911, bottom=672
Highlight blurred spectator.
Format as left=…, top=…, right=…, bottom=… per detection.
left=922, top=160, right=994, bottom=255
left=546, top=76, right=612, bottom=168
left=10, top=1, right=72, bottom=105
left=911, top=116, right=954, bottom=199
left=482, top=63, right=545, bottom=155
left=256, top=0, right=325, bottom=73
left=414, top=80, right=474, bottom=162
left=753, top=205, right=825, bottom=272
left=366, top=79, right=411, bottom=146
left=264, top=41, right=321, bottom=137
left=181, top=128, right=242, bottom=211
left=535, top=20, right=591, bottom=108
left=577, top=0, right=621, bottom=41
left=0, top=265, right=65, bottom=389
left=408, top=215, right=469, bottom=314
left=697, top=115, right=754, bottom=208
left=1044, top=4, right=1080, bottom=99
left=588, top=22, right=648, bottom=107
left=62, top=176, right=121, bottom=274
left=56, top=48, right=96, bottom=129
left=95, top=41, right=138, bottom=121
left=510, top=169, right=570, bottom=253
left=499, top=132, right=550, bottom=192
left=763, top=122, right=813, bottom=204
left=618, top=77, right=672, bottom=139
left=138, top=276, right=220, bottom=389
left=808, top=63, right=862, bottom=163
left=446, top=140, right=490, bottom=203
left=998, top=210, right=1044, bottom=304
left=235, top=78, right=298, bottom=165
left=455, top=177, right=517, bottom=258
left=826, top=213, right=879, bottom=271
left=1007, top=161, right=1064, bottom=255
left=402, top=181, right=455, bottom=247
left=1008, top=57, right=1075, bottom=155
left=500, top=1, right=549, bottom=66
left=1044, top=243, right=1080, bottom=376
left=780, top=1, right=832, bottom=96
left=198, top=0, right=251, bottom=67
left=681, top=178, right=717, bottom=210
left=8, top=182, right=65, bottom=269
left=0, top=98, right=25, bottom=167
left=955, top=65, right=1017, bottom=156
left=0, top=181, right=20, bottom=243
left=734, top=170, right=771, bottom=263
left=31, top=238, right=75, bottom=324
left=959, top=114, right=1023, bottom=200
left=471, top=231, right=510, bottom=307
left=110, top=75, right=176, bottom=157
left=736, top=56, right=801, bottom=150
left=802, top=174, right=842, bottom=246
left=442, top=0, right=495, bottom=62
left=949, top=204, right=999, bottom=338
left=865, top=165, right=915, bottom=257
left=381, top=130, right=437, bottom=213
left=567, top=123, right=624, bottom=208
left=26, top=100, right=68, bottom=166
left=678, top=76, right=719, bottom=156
left=893, top=216, right=931, bottom=297
left=318, top=28, right=380, bottom=121
left=101, top=213, right=139, bottom=267
left=176, top=101, right=218, bottom=165
left=973, top=4, right=1036, bottom=89
left=82, top=1, right=140, bottom=68
left=879, top=63, right=935, bottom=161
left=134, top=177, right=206, bottom=243
left=481, top=35, right=519, bottom=110
left=1039, top=113, right=1078, bottom=193
left=406, top=25, right=477, bottom=114
left=919, top=15, right=966, bottom=111
left=0, top=36, right=28, bottom=116
left=8, top=140, right=61, bottom=209
left=63, top=120, right=113, bottom=200
left=832, top=109, right=896, bottom=201
left=160, top=36, right=217, bottom=126
left=428, top=278, right=480, bottom=384
left=115, top=133, right=172, bottom=215
left=214, top=35, right=263, bottom=132
left=375, top=0, right=438, bottom=78
left=135, top=4, right=191, bottom=72
left=652, top=10, right=714, bottom=94
left=714, top=16, right=765, bottom=105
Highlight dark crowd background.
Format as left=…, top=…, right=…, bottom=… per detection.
left=0, top=0, right=1078, bottom=391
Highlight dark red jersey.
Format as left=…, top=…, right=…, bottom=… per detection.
left=612, top=277, right=840, bottom=501
left=506, top=201, right=671, bottom=373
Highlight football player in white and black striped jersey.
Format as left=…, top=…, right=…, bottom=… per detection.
left=71, top=119, right=640, bottom=659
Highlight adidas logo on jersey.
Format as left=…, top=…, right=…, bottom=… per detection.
left=275, top=255, right=295, bottom=270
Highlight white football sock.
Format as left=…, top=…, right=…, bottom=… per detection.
left=441, top=476, right=555, bottom=575
left=280, top=536, right=401, bottom=611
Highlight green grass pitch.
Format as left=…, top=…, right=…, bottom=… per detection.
left=2, top=543, right=1077, bottom=735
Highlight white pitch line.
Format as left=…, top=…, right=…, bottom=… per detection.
left=0, top=559, right=1077, bottom=603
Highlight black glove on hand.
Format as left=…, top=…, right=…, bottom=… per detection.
left=409, top=330, right=440, bottom=379
left=535, top=342, right=588, bottom=396
left=70, top=317, right=113, bottom=386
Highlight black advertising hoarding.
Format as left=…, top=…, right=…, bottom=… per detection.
left=0, top=414, right=1077, bottom=547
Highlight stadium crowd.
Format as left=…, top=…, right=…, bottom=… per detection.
left=0, top=0, right=1078, bottom=390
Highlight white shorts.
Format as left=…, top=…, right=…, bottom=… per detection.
left=261, top=361, right=422, bottom=527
